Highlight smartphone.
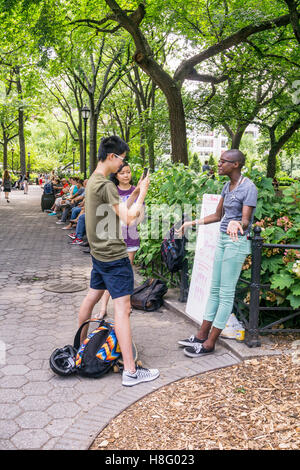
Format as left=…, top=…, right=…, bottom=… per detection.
left=142, top=168, right=148, bottom=179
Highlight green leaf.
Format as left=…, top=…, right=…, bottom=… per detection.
left=284, top=227, right=300, bottom=239
left=272, top=227, right=286, bottom=242
left=270, top=272, right=295, bottom=290
left=286, top=293, right=300, bottom=309
left=291, top=282, right=300, bottom=296
left=261, top=256, right=283, bottom=274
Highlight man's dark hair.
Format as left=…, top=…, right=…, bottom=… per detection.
left=225, top=149, right=245, bottom=168
left=98, top=135, right=129, bottom=162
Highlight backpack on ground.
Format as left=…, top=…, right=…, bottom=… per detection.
left=131, top=278, right=168, bottom=312
left=43, top=182, right=54, bottom=195
left=161, top=226, right=186, bottom=273
left=49, top=319, right=121, bottom=378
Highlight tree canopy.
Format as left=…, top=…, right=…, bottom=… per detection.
left=0, top=0, right=299, bottom=177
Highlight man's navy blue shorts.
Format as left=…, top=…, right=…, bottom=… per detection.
left=90, top=256, right=134, bottom=299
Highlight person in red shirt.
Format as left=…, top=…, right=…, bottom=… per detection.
left=59, top=179, right=70, bottom=196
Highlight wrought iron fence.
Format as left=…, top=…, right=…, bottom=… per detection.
left=142, top=225, right=300, bottom=348
left=235, top=226, right=300, bottom=348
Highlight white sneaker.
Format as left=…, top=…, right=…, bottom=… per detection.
left=122, top=366, right=160, bottom=387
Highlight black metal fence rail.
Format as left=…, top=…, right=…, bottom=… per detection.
left=237, top=226, right=300, bottom=347
left=141, top=226, right=299, bottom=348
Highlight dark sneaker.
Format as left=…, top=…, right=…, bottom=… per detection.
left=122, top=366, right=160, bottom=387
left=178, top=335, right=206, bottom=348
left=184, top=343, right=215, bottom=358
left=68, top=233, right=76, bottom=239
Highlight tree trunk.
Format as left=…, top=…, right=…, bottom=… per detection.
left=18, top=107, right=26, bottom=175
left=3, top=140, right=8, bottom=170
left=146, top=109, right=155, bottom=170
left=147, top=131, right=155, bottom=170
left=140, top=127, right=146, bottom=166
left=86, top=93, right=98, bottom=175
left=15, top=67, right=26, bottom=175
left=163, top=81, right=188, bottom=165
left=231, top=130, right=245, bottom=149
left=105, top=1, right=188, bottom=165
left=76, top=114, right=84, bottom=173
left=267, top=116, right=300, bottom=178
left=267, top=147, right=278, bottom=178
left=89, top=115, right=98, bottom=174
left=79, top=135, right=84, bottom=173
left=134, top=94, right=146, bottom=165
left=148, top=85, right=156, bottom=169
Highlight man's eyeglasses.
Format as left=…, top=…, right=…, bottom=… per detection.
left=113, top=153, right=126, bottom=161
left=219, top=158, right=235, bottom=165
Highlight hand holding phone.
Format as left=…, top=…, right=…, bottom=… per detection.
left=139, top=167, right=150, bottom=195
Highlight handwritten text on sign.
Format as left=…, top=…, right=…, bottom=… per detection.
left=185, top=194, right=221, bottom=324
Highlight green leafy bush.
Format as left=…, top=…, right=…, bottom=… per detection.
left=277, top=176, right=295, bottom=186
left=132, top=164, right=300, bottom=322
left=240, top=180, right=300, bottom=315
left=132, top=162, right=223, bottom=271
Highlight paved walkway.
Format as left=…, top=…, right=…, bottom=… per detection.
left=0, top=186, right=254, bottom=450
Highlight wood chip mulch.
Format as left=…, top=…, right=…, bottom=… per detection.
left=90, top=335, right=300, bottom=451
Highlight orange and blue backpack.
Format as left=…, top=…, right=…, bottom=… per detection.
left=49, top=319, right=121, bottom=378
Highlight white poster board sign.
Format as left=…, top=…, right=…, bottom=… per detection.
left=185, top=194, right=221, bottom=324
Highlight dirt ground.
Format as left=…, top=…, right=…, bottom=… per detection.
left=90, top=334, right=300, bottom=451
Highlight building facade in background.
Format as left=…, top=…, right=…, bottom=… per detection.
left=190, top=124, right=259, bottom=161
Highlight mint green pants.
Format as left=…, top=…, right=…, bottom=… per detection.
left=204, top=232, right=251, bottom=330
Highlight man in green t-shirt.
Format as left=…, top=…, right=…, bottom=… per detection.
left=78, top=136, right=159, bottom=387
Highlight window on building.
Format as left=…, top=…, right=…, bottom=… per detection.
left=198, top=139, right=213, bottom=148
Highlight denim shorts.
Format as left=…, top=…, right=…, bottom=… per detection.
left=90, top=256, right=134, bottom=299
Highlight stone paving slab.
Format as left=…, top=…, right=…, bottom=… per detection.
left=0, top=187, right=244, bottom=450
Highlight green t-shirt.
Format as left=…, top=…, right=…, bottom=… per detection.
left=85, top=173, right=128, bottom=262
